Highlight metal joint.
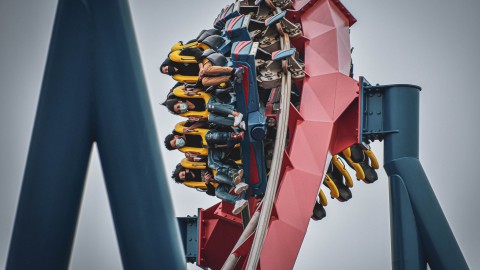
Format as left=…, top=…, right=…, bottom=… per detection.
left=360, top=77, right=388, bottom=143
left=177, top=216, right=199, bottom=263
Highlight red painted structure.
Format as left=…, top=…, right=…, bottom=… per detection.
left=197, top=1, right=361, bottom=269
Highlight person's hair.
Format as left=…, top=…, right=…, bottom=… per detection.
left=164, top=133, right=176, bottom=150
left=162, top=98, right=181, bottom=114
left=160, top=64, right=168, bottom=74
left=171, top=163, right=185, bottom=183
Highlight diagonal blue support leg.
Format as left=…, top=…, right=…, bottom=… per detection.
left=382, top=84, right=469, bottom=270
left=7, top=0, right=184, bottom=269
left=388, top=174, right=426, bottom=270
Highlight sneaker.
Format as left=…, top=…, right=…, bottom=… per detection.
left=238, top=121, right=246, bottom=130
left=234, top=182, right=249, bottom=194
left=231, top=170, right=242, bottom=186
left=232, top=199, right=248, bottom=215
left=233, top=112, right=243, bottom=126
left=234, top=67, right=245, bottom=83
left=237, top=169, right=244, bottom=179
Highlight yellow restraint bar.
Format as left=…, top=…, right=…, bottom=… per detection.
left=323, top=174, right=340, bottom=199
left=172, top=74, right=198, bottom=84
left=171, top=41, right=209, bottom=52
left=364, top=149, right=380, bottom=169
left=319, top=189, right=328, bottom=206
left=342, top=147, right=366, bottom=180
left=331, top=155, right=353, bottom=188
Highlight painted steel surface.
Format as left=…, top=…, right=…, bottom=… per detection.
left=7, top=0, right=185, bottom=269
left=257, top=1, right=359, bottom=269
left=197, top=1, right=360, bottom=269
left=180, top=1, right=468, bottom=269
left=380, top=85, right=468, bottom=270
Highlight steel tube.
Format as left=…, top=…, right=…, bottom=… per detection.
left=383, top=85, right=468, bottom=270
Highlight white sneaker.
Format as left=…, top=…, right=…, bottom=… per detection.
left=233, top=113, right=243, bottom=126
left=232, top=171, right=242, bottom=186
left=232, top=199, right=248, bottom=215
left=234, top=182, right=249, bottom=194
left=238, top=121, right=246, bottom=130
left=237, top=169, right=244, bottom=179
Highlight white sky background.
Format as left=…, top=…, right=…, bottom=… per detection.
left=0, top=0, right=479, bottom=269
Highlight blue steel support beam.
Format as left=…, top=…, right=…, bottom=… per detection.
left=232, top=41, right=267, bottom=196
left=7, top=1, right=185, bottom=269
left=361, top=78, right=469, bottom=270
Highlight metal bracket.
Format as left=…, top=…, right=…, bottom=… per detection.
left=279, top=17, right=302, bottom=38
left=359, top=77, right=399, bottom=143
left=177, top=216, right=199, bottom=263
left=287, top=51, right=305, bottom=80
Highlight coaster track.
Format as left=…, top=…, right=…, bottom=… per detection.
left=166, top=1, right=380, bottom=269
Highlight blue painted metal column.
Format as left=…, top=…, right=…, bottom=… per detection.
left=7, top=0, right=185, bottom=269
left=361, top=79, right=468, bottom=270
left=382, top=84, right=426, bottom=270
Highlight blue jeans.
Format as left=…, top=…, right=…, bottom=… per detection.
left=207, top=99, right=235, bottom=115
left=207, top=149, right=239, bottom=177
left=208, top=114, right=234, bottom=127
left=206, top=98, right=236, bottom=127
left=215, top=184, right=240, bottom=204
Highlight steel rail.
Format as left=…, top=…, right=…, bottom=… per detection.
left=244, top=32, right=292, bottom=269
left=221, top=210, right=261, bottom=269
left=222, top=6, right=293, bottom=268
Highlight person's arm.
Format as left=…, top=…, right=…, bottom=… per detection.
left=203, top=170, right=213, bottom=185
left=184, top=152, right=206, bottom=162
left=184, top=88, right=201, bottom=96
left=198, top=62, right=205, bottom=78
left=183, top=120, right=207, bottom=133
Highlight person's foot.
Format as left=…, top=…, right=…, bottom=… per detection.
left=238, top=121, right=246, bottom=130
left=232, top=199, right=248, bottom=215
left=233, top=112, right=243, bottom=126
left=234, top=67, right=245, bottom=83
left=237, top=169, right=244, bottom=180
left=234, top=182, right=249, bottom=194
left=231, top=169, right=242, bottom=185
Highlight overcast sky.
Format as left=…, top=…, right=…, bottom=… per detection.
left=1, top=0, right=479, bottom=269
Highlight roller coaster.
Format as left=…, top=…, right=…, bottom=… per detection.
left=6, top=0, right=469, bottom=269
left=166, top=1, right=469, bottom=269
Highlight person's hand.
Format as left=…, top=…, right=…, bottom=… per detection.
left=185, top=90, right=196, bottom=96
left=198, top=67, right=205, bottom=78
left=204, top=172, right=212, bottom=184
left=183, top=127, right=192, bottom=133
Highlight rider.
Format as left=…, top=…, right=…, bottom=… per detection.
left=162, top=96, right=244, bottom=128
left=160, top=48, right=244, bottom=87
left=163, top=128, right=244, bottom=151
left=172, top=163, right=249, bottom=215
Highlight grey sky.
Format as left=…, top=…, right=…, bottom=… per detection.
left=1, top=0, right=479, bottom=269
